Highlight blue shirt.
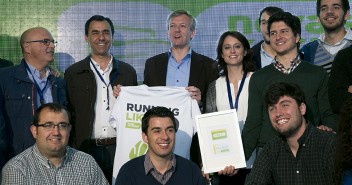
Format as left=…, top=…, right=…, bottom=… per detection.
left=26, top=62, right=52, bottom=106
left=166, top=49, right=192, bottom=87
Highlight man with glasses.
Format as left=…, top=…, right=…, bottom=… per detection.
left=0, top=27, right=66, bottom=171
left=1, top=103, right=109, bottom=184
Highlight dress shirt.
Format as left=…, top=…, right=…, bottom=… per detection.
left=260, top=43, right=275, bottom=68
left=144, top=153, right=176, bottom=185
left=318, top=28, right=352, bottom=55
left=26, top=62, right=52, bottom=106
left=166, top=48, right=191, bottom=87
left=1, top=144, right=109, bottom=185
left=245, top=123, right=336, bottom=185
left=90, top=56, right=116, bottom=139
left=273, top=55, right=301, bottom=74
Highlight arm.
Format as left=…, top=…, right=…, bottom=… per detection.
left=244, top=146, right=273, bottom=185
left=317, top=70, right=337, bottom=131
left=329, top=52, right=352, bottom=113
left=242, top=76, right=262, bottom=160
left=205, top=80, right=217, bottom=113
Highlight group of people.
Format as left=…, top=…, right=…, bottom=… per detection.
left=1, top=0, right=352, bottom=184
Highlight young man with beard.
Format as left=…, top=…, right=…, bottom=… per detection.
left=300, top=0, right=351, bottom=74
left=245, top=82, right=336, bottom=185
left=251, top=6, right=284, bottom=70
left=242, top=11, right=336, bottom=163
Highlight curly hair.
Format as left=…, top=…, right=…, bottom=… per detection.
left=216, top=31, right=256, bottom=76
left=334, top=97, right=352, bottom=184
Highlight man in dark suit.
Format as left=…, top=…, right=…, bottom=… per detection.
left=143, top=10, right=218, bottom=174
left=143, top=10, right=218, bottom=111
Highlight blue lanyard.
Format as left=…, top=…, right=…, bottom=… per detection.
left=23, top=61, right=49, bottom=105
left=89, top=57, right=118, bottom=110
left=225, top=72, right=247, bottom=111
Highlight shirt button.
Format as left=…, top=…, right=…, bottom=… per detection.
left=303, top=144, right=305, bottom=147
left=296, top=171, right=299, bottom=174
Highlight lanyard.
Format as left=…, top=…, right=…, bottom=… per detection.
left=23, top=61, right=49, bottom=105
left=89, top=57, right=118, bottom=110
left=226, top=72, right=247, bottom=111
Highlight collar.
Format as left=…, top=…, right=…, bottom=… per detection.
left=273, top=54, right=301, bottom=74
left=168, top=47, right=192, bottom=60
left=25, top=60, right=51, bottom=79
left=33, top=144, right=68, bottom=169
left=278, top=122, right=313, bottom=146
left=318, top=28, right=352, bottom=46
left=90, top=55, right=113, bottom=72
left=144, top=153, right=176, bottom=175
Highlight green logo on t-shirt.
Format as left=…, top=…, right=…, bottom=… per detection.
left=129, top=140, right=148, bottom=159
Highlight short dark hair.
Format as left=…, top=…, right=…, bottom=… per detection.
left=141, top=106, right=177, bottom=134
left=216, top=31, right=256, bottom=76
left=267, top=11, right=301, bottom=48
left=32, top=103, right=69, bottom=126
left=166, top=9, right=197, bottom=31
left=264, top=82, right=306, bottom=109
left=258, top=6, right=284, bottom=25
left=85, top=15, right=115, bottom=36
left=316, top=0, right=350, bottom=16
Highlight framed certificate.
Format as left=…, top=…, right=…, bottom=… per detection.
left=195, top=109, right=246, bottom=173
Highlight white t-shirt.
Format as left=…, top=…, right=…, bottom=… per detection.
left=110, top=85, right=201, bottom=181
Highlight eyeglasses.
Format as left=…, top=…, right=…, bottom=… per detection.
left=37, top=122, right=71, bottom=131
left=26, top=39, right=57, bottom=47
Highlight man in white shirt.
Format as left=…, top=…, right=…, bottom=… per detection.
left=300, top=0, right=352, bottom=74
left=64, top=15, right=137, bottom=184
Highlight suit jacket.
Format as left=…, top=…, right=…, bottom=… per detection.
left=64, top=56, right=137, bottom=149
left=143, top=51, right=218, bottom=111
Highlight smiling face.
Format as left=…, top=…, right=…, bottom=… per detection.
left=221, top=35, right=247, bottom=67
left=318, top=0, right=349, bottom=32
left=167, top=14, right=196, bottom=49
left=23, top=28, right=55, bottom=66
left=142, top=117, right=175, bottom=160
left=30, top=108, right=71, bottom=158
left=85, top=20, right=112, bottom=58
left=269, top=21, right=300, bottom=57
left=268, top=95, right=306, bottom=138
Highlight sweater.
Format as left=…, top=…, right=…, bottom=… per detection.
left=115, top=155, right=205, bottom=185
left=242, top=62, right=336, bottom=159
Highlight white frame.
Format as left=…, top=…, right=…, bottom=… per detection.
left=195, top=109, right=246, bottom=173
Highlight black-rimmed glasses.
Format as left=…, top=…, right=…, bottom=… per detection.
left=26, top=39, right=57, bottom=47
left=36, top=122, right=71, bottom=131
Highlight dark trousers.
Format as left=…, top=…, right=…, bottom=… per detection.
left=84, top=143, right=116, bottom=184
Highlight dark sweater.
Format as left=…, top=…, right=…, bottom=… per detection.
left=242, top=62, right=336, bottom=159
left=115, top=155, right=205, bottom=185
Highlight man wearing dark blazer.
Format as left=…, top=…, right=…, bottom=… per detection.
left=143, top=10, right=218, bottom=173
left=144, top=10, right=218, bottom=111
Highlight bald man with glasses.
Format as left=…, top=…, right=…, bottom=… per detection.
left=0, top=27, right=66, bottom=171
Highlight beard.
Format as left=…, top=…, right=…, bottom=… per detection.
left=320, top=14, right=346, bottom=33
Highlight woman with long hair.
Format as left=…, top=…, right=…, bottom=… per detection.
left=205, top=31, right=256, bottom=185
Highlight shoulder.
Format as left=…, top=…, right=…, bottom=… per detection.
left=301, top=40, right=318, bottom=50
left=299, top=61, right=326, bottom=73
left=336, top=45, right=352, bottom=57
left=146, top=52, right=168, bottom=62
left=251, top=40, right=263, bottom=51
left=117, top=60, right=136, bottom=72
left=65, top=57, right=89, bottom=74
left=175, top=155, right=200, bottom=170
left=191, top=51, right=215, bottom=63
left=67, top=147, right=98, bottom=164
left=3, top=146, right=33, bottom=170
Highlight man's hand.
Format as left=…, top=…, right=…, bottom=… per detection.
left=113, top=85, right=122, bottom=97
left=317, top=125, right=334, bottom=132
left=218, top=165, right=239, bottom=176
left=348, top=85, right=352, bottom=93
left=186, top=86, right=201, bottom=104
